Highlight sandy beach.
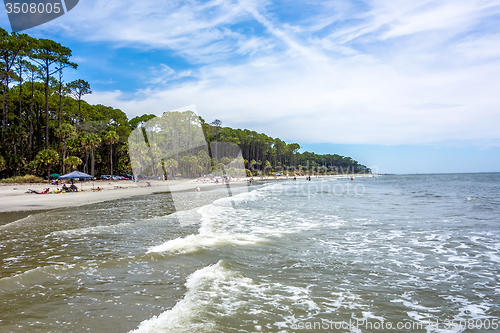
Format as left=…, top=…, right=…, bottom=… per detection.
left=0, top=174, right=372, bottom=215
left=0, top=178, right=245, bottom=214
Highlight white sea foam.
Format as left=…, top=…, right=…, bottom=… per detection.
left=131, top=260, right=321, bottom=332
left=147, top=233, right=266, bottom=254
left=147, top=185, right=329, bottom=255
left=147, top=200, right=268, bottom=254
left=130, top=261, right=257, bottom=332
left=130, top=261, right=231, bottom=332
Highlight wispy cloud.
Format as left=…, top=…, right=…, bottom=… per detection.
left=30, top=0, right=500, bottom=146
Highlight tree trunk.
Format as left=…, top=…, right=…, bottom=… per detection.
left=1, top=87, right=5, bottom=134
left=19, top=68, right=24, bottom=156
left=29, top=75, right=34, bottom=160
left=37, top=105, right=42, bottom=155
left=84, top=153, right=89, bottom=174
left=91, top=148, right=95, bottom=176
left=4, top=78, right=9, bottom=131
left=45, top=63, right=50, bottom=149
left=110, top=144, right=113, bottom=176
left=57, top=72, right=62, bottom=153
left=62, top=140, right=67, bottom=174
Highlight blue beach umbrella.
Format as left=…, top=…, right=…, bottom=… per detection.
left=59, top=171, right=93, bottom=190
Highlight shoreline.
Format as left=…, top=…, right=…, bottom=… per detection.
left=0, top=179, right=235, bottom=214
left=0, top=174, right=374, bottom=216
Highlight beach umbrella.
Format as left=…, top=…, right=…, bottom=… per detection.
left=49, top=173, right=61, bottom=178
left=59, top=171, right=93, bottom=191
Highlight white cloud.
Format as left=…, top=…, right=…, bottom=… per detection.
left=43, top=0, right=500, bottom=146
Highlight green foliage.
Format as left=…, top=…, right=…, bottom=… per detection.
left=36, top=149, right=59, bottom=165
left=129, top=114, right=156, bottom=130
left=35, top=149, right=59, bottom=176
left=104, top=130, right=119, bottom=145
left=6, top=154, right=25, bottom=175
left=0, top=174, right=44, bottom=183
left=55, top=123, right=76, bottom=140
left=64, top=156, right=82, bottom=171
left=0, top=155, right=6, bottom=171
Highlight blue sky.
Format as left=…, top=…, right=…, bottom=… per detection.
left=1, top=0, right=500, bottom=173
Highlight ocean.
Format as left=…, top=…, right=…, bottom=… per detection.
left=0, top=173, right=499, bottom=332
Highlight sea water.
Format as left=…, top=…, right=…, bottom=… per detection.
left=0, top=173, right=499, bottom=332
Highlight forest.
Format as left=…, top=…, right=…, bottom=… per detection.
left=0, top=28, right=370, bottom=180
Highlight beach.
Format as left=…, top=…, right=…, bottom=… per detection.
left=0, top=178, right=250, bottom=214
left=0, top=174, right=368, bottom=214
left=0, top=173, right=497, bottom=332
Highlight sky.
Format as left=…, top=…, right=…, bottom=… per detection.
left=1, top=0, right=500, bottom=173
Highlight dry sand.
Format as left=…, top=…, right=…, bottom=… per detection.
left=0, top=179, right=245, bottom=213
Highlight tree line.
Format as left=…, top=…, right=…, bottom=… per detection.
left=199, top=117, right=370, bottom=176
left=0, top=29, right=369, bottom=180
left=0, top=27, right=128, bottom=179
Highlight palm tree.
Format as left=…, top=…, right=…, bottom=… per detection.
left=216, top=162, right=225, bottom=175
left=197, top=150, right=210, bottom=175
left=55, top=123, right=76, bottom=173
left=79, top=133, right=91, bottom=174
left=263, top=160, right=271, bottom=176
left=64, top=156, right=82, bottom=171
left=104, top=130, right=119, bottom=176
left=86, top=133, right=101, bottom=177
left=35, top=149, right=59, bottom=178
left=165, top=159, right=177, bottom=179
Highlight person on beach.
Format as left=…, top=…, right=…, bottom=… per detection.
left=196, top=187, right=200, bottom=192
